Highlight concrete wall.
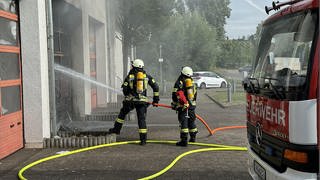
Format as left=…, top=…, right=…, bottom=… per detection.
left=96, top=22, right=108, bottom=106
left=67, top=0, right=123, bottom=108
left=106, top=0, right=123, bottom=101
left=20, top=0, right=51, bottom=148
left=115, top=32, right=124, bottom=90
left=70, top=13, right=86, bottom=117
left=19, top=0, right=123, bottom=147
left=65, top=0, right=109, bottom=115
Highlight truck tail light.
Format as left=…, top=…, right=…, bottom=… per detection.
left=284, top=149, right=308, bottom=163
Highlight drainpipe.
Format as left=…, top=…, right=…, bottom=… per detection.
left=45, top=0, right=57, bottom=137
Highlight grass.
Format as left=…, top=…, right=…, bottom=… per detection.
left=206, top=90, right=246, bottom=107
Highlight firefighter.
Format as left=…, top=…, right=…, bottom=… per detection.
left=171, top=66, right=198, bottom=147
left=108, top=59, right=159, bottom=145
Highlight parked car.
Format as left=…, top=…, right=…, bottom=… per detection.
left=238, top=65, right=252, bottom=73
left=192, top=71, right=227, bottom=89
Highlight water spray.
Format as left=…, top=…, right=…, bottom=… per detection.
left=54, top=64, right=122, bottom=94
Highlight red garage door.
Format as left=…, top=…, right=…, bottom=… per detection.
left=0, top=0, right=23, bottom=159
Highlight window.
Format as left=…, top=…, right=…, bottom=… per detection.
left=0, top=53, right=20, bottom=80
left=252, top=10, right=318, bottom=100
left=0, top=0, right=17, bottom=14
left=0, top=18, right=17, bottom=46
left=1, top=86, right=20, bottom=115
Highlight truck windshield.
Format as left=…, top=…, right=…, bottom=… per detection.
left=252, top=10, right=318, bottom=100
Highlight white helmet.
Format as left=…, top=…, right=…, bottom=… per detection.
left=181, top=66, right=193, bottom=77
left=132, top=59, right=144, bottom=68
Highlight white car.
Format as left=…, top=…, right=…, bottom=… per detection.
left=193, top=71, right=227, bottom=89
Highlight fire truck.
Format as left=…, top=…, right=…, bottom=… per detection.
left=243, top=0, right=319, bottom=179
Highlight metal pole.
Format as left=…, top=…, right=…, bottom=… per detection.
left=46, top=0, right=57, bottom=136
left=227, top=82, right=232, bottom=103
left=232, top=79, right=236, bottom=93
left=159, top=45, right=163, bottom=93
left=131, top=44, right=134, bottom=61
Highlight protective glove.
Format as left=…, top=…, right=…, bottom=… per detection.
left=182, top=103, right=190, bottom=111
left=152, top=96, right=159, bottom=107
left=171, top=102, right=178, bottom=110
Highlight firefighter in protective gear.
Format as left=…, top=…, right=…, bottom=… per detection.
left=171, top=66, right=198, bottom=147
left=109, top=59, right=160, bottom=145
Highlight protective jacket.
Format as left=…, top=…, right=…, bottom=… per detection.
left=109, top=67, right=159, bottom=145
left=172, top=74, right=198, bottom=146
left=172, top=75, right=197, bottom=107
left=122, top=68, right=159, bottom=103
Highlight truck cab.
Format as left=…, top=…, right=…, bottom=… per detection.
left=243, top=0, right=319, bottom=179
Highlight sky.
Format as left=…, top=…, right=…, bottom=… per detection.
left=225, top=0, right=271, bottom=39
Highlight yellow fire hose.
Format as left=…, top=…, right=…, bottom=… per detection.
left=18, top=103, right=247, bottom=179
left=18, top=140, right=247, bottom=180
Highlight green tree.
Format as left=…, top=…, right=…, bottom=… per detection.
left=155, top=13, right=219, bottom=79
left=185, top=0, right=231, bottom=38
left=174, top=0, right=186, bottom=14
left=117, top=0, right=174, bottom=77
left=216, top=39, right=254, bottom=68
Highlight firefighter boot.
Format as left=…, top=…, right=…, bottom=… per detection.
left=108, top=122, right=122, bottom=135
left=176, top=133, right=188, bottom=147
left=139, top=133, right=147, bottom=146
left=189, top=132, right=197, bottom=142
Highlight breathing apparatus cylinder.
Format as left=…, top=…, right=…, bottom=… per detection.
left=185, top=78, right=194, bottom=100
left=136, top=72, right=144, bottom=93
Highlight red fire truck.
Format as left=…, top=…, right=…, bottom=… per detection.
left=243, top=0, right=319, bottom=179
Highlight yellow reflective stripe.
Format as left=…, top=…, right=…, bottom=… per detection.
left=172, top=88, right=178, bottom=92
left=139, top=129, right=147, bottom=133
left=189, top=128, right=198, bottom=133
left=116, top=118, right=125, bottom=124
left=154, top=92, right=159, bottom=96
left=144, top=75, right=148, bottom=91
left=129, top=74, right=134, bottom=88
left=152, top=79, right=155, bottom=83
left=133, top=96, right=148, bottom=102
left=123, top=82, right=128, bottom=86
left=181, top=128, right=189, bottom=133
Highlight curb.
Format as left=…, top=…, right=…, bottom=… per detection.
left=204, top=93, right=226, bottom=109
left=43, top=134, right=116, bottom=148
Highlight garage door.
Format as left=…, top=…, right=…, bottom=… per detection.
left=0, top=0, right=23, bottom=159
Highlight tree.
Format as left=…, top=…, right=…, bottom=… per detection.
left=117, top=0, right=174, bottom=78
left=174, top=0, right=186, bottom=14
left=185, top=0, right=231, bottom=39
left=156, top=12, right=219, bottom=79
left=216, top=39, right=254, bottom=68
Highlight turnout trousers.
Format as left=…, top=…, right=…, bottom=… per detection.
left=177, top=106, right=198, bottom=146
left=110, top=101, right=148, bottom=145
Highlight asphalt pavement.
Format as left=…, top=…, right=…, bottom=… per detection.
left=0, top=90, right=250, bottom=180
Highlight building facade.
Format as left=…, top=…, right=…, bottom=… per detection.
left=0, top=0, right=123, bottom=159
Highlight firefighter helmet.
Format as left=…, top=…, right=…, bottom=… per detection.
left=181, top=66, right=193, bottom=77
left=132, top=59, right=144, bottom=68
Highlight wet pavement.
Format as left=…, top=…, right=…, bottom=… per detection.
left=0, top=90, right=250, bottom=180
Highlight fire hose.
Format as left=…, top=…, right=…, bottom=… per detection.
left=149, top=102, right=246, bottom=135
left=18, top=103, right=247, bottom=180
